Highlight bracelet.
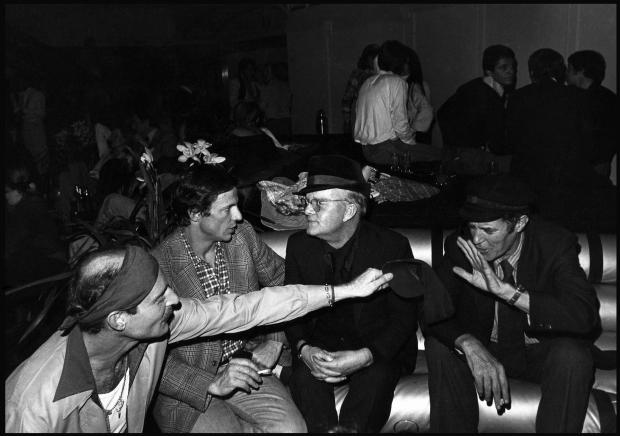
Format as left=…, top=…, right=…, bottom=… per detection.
left=324, top=283, right=334, bottom=307
left=330, top=283, right=335, bottom=305
left=297, top=342, right=310, bottom=360
left=507, top=284, right=525, bottom=305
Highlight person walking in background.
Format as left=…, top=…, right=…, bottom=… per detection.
left=258, top=62, right=292, bottom=140
left=13, top=72, right=50, bottom=187
left=341, top=44, right=380, bottom=135
left=402, top=46, right=434, bottom=145
left=229, top=58, right=261, bottom=119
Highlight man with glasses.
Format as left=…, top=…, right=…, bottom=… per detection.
left=284, top=155, right=420, bottom=432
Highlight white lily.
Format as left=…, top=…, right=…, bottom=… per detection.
left=140, top=147, right=154, bottom=166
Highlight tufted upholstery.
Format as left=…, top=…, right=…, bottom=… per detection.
left=260, top=228, right=617, bottom=433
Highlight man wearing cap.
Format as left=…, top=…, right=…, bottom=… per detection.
left=5, top=245, right=392, bottom=432
left=424, top=174, right=601, bottom=433
left=150, top=163, right=305, bottom=433
left=284, top=154, right=420, bottom=433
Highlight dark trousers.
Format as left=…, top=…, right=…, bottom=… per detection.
left=289, top=360, right=400, bottom=433
left=425, top=336, right=595, bottom=433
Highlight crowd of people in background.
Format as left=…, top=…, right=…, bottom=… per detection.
left=346, top=40, right=616, bottom=233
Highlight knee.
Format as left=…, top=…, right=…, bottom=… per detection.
left=425, top=336, right=459, bottom=365
left=545, top=338, right=594, bottom=377
left=264, top=408, right=307, bottom=433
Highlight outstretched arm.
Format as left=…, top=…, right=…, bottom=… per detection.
left=170, top=268, right=393, bottom=343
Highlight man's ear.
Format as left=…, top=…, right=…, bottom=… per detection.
left=107, top=311, right=127, bottom=332
left=515, top=215, right=529, bottom=233
left=188, top=210, right=201, bottom=223
left=342, top=202, right=358, bottom=223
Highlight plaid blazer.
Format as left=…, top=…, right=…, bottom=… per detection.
left=151, top=220, right=285, bottom=433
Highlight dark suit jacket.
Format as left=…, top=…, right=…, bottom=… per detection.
left=578, top=84, right=618, bottom=165
left=427, top=216, right=601, bottom=350
left=506, top=78, right=598, bottom=189
left=506, top=78, right=616, bottom=231
left=437, top=77, right=508, bottom=153
left=284, top=220, right=420, bottom=375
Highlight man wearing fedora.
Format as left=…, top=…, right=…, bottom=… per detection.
left=424, top=174, right=601, bottom=432
left=284, top=154, right=420, bottom=433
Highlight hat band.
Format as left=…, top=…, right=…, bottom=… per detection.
left=466, top=195, right=529, bottom=211
left=307, top=174, right=359, bottom=187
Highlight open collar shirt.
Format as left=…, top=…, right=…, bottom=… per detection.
left=181, top=230, right=244, bottom=360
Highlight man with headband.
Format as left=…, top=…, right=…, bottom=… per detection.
left=424, top=174, right=601, bottom=432
left=5, top=245, right=392, bottom=432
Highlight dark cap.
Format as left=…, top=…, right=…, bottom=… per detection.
left=296, top=155, right=370, bottom=197
left=459, top=174, right=534, bottom=222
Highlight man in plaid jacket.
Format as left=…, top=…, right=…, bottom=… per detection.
left=151, top=163, right=305, bottom=432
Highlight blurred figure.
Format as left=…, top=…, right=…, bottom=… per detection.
left=130, top=105, right=177, bottom=165
left=401, top=46, right=434, bottom=144
left=4, top=163, right=66, bottom=288
left=229, top=58, right=261, bottom=118
left=507, top=48, right=616, bottom=233
left=438, top=44, right=516, bottom=153
left=341, top=43, right=380, bottom=135
left=258, top=62, right=292, bottom=140
left=13, top=72, right=50, bottom=186
left=566, top=50, right=617, bottom=178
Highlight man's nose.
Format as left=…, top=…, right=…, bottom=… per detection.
left=165, top=287, right=180, bottom=306
left=232, top=206, right=243, bottom=221
left=471, top=230, right=483, bottom=244
left=304, top=202, right=316, bottom=215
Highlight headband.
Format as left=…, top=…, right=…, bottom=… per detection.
left=60, top=246, right=159, bottom=332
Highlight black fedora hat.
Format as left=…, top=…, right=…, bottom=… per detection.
left=296, top=155, right=370, bottom=197
left=459, top=174, right=534, bottom=222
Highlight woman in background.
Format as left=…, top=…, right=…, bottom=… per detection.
left=341, top=43, right=380, bottom=135
left=402, top=47, right=434, bottom=144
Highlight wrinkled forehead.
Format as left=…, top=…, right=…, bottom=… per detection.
left=468, top=218, right=508, bottom=231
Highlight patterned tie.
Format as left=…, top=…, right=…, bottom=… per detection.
left=496, top=260, right=527, bottom=373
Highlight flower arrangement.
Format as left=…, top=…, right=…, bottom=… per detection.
left=177, top=139, right=226, bottom=165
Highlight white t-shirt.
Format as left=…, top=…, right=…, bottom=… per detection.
left=98, top=367, right=129, bottom=433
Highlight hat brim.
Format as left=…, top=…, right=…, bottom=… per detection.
left=296, top=183, right=370, bottom=197
left=382, top=259, right=426, bottom=299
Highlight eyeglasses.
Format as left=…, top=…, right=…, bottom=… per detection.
left=303, top=198, right=350, bottom=212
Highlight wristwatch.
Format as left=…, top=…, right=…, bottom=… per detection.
left=507, top=284, right=525, bottom=305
